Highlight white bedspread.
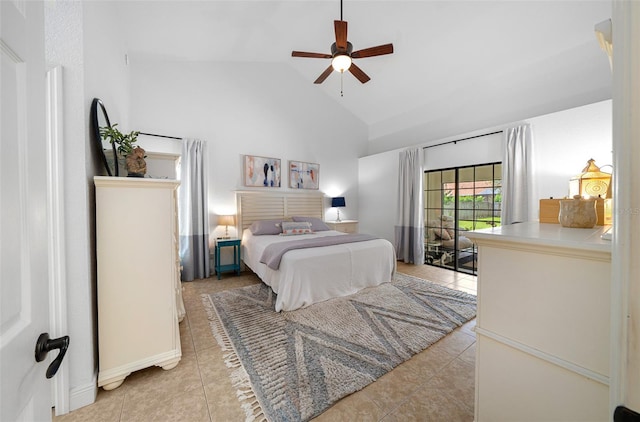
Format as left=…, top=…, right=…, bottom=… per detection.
left=242, top=229, right=396, bottom=312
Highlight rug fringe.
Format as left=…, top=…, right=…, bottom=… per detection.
left=224, top=354, right=244, bottom=369
left=201, top=294, right=267, bottom=422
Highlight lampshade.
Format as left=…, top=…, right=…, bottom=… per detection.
left=218, top=214, right=235, bottom=226
left=331, top=197, right=346, bottom=207
left=331, top=55, right=352, bottom=72
left=569, top=159, right=612, bottom=198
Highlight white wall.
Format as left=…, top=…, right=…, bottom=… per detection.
left=423, top=132, right=504, bottom=170
left=129, top=59, right=369, bottom=239
left=359, top=150, right=399, bottom=242
left=45, top=1, right=95, bottom=410
left=45, top=0, right=130, bottom=411
left=529, top=100, right=612, bottom=200
left=359, top=100, right=612, bottom=244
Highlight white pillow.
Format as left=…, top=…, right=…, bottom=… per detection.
left=280, top=221, right=313, bottom=236
left=249, top=219, right=283, bottom=235
left=291, top=216, right=331, bottom=231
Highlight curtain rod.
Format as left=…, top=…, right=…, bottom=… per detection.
left=138, top=131, right=182, bottom=140
left=423, top=130, right=503, bottom=150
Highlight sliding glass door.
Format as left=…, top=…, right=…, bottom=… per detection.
left=424, top=162, right=502, bottom=275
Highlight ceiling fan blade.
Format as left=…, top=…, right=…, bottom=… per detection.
left=351, top=43, right=394, bottom=59
left=314, top=66, right=334, bottom=84
left=334, top=20, right=348, bottom=51
left=348, top=62, right=370, bottom=84
left=292, top=51, right=332, bottom=59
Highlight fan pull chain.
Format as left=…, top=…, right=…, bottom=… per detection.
left=340, top=71, right=344, bottom=97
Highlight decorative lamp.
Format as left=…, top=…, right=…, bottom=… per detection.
left=569, top=159, right=612, bottom=199
left=331, top=54, right=352, bottom=72
left=331, top=197, right=346, bottom=222
left=218, top=215, right=235, bottom=239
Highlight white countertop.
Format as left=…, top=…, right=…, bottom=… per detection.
left=466, top=221, right=612, bottom=253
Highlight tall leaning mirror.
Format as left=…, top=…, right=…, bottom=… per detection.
left=91, top=98, right=118, bottom=176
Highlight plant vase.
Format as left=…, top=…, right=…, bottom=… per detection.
left=125, top=147, right=147, bottom=178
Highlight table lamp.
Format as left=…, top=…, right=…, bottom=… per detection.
left=218, top=215, right=235, bottom=239
left=331, top=197, right=346, bottom=222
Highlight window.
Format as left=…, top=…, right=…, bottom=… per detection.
left=424, top=162, right=502, bottom=275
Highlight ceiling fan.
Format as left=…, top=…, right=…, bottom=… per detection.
left=291, top=0, right=394, bottom=85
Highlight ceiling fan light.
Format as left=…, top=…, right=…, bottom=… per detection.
left=331, top=54, right=352, bottom=72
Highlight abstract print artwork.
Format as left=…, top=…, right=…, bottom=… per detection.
left=289, top=160, right=319, bottom=190
left=244, top=155, right=281, bottom=188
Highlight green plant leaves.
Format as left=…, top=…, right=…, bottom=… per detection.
left=99, top=124, right=140, bottom=156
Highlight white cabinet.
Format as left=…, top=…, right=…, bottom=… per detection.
left=325, top=220, right=358, bottom=233
left=95, top=176, right=184, bottom=390
left=467, top=222, right=611, bottom=421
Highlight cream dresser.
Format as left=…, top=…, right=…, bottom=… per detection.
left=325, top=220, right=358, bottom=233
left=466, top=222, right=611, bottom=421
left=95, top=176, right=185, bottom=390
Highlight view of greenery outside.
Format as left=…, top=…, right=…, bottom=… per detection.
left=442, top=192, right=502, bottom=230
left=458, top=217, right=501, bottom=231
left=443, top=193, right=502, bottom=205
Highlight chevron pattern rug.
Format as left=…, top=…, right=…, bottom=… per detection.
left=202, top=272, right=476, bottom=422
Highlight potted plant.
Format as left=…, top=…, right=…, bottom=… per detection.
left=99, top=124, right=146, bottom=177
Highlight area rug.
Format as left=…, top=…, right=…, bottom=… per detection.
left=202, top=272, right=476, bottom=422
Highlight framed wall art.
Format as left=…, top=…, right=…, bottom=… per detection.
left=244, top=155, right=281, bottom=187
left=289, top=160, right=319, bottom=190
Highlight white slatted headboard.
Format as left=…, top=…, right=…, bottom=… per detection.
left=235, top=191, right=325, bottom=233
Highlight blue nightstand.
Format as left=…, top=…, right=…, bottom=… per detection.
left=214, top=238, right=241, bottom=280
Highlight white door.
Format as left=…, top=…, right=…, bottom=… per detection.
left=1, top=1, right=58, bottom=420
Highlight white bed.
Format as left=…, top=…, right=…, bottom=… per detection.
left=236, top=191, right=396, bottom=312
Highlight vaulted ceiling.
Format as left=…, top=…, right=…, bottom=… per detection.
left=115, top=1, right=612, bottom=150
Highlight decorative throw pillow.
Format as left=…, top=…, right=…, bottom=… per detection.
left=432, top=228, right=451, bottom=241
left=439, top=215, right=456, bottom=239
left=441, top=236, right=474, bottom=250
left=291, top=216, right=331, bottom=231
left=249, top=219, right=283, bottom=235
left=441, top=215, right=455, bottom=223
left=457, top=236, right=474, bottom=249
left=280, top=221, right=314, bottom=236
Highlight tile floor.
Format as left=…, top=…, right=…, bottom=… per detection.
left=53, top=263, right=477, bottom=422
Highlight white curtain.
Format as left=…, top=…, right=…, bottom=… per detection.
left=502, top=124, right=533, bottom=225
left=394, top=147, right=424, bottom=264
left=179, top=138, right=210, bottom=281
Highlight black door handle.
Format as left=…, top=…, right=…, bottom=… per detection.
left=34, top=333, right=70, bottom=379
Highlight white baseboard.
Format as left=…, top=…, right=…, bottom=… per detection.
left=68, top=372, right=98, bottom=412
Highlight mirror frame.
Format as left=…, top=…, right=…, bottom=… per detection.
left=90, top=98, right=118, bottom=176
